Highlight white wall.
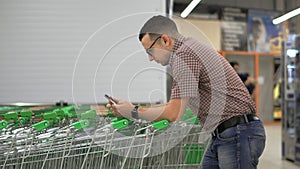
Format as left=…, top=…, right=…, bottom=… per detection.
left=0, top=0, right=166, bottom=104
left=173, top=18, right=221, bottom=50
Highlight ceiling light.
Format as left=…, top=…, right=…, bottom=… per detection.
left=273, top=7, right=300, bottom=24
left=180, top=0, right=202, bottom=18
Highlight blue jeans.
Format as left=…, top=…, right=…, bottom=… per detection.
left=202, top=120, right=266, bottom=169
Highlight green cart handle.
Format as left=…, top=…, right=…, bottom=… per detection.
left=20, top=110, right=33, bottom=119
left=53, top=109, right=65, bottom=120
left=62, top=105, right=74, bottom=112
left=19, top=117, right=27, bottom=125
left=111, top=116, right=124, bottom=122
left=42, top=112, right=61, bottom=125
left=0, top=120, right=8, bottom=130
left=80, top=110, right=97, bottom=120
left=71, top=120, right=90, bottom=130
left=43, top=111, right=57, bottom=120
left=151, top=120, right=169, bottom=130
left=32, top=111, right=58, bottom=130
left=61, top=105, right=75, bottom=118
left=3, top=112, right=18, bottom=122
left=111, top=119, right=131, bottom=130
left=19, top=110, right=33, bottom=124
left=62, top=109, right=73, bottom=118
left=69, top=110, right=97, bottom=130
left=32, top=120, right=51, bottom=131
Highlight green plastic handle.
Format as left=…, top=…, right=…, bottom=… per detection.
left=185, top=116, right=200, bottom=124
left=32, top=120, right=51, bottom=131
left=19, top=117, right=27, bottom=124
left=0, top=120, right=8, bottom=130
left=151, top=120, right=169, bottom=130
left=43, top=112, right=57, bottom=120
left=62, top=109, right=73, bottom=118
left=53, top=106, right=75, bottom=118
left=53, top=109, right=65, bottom=119
left=111, top=119, right=130, bottom=130
left=0, top=106, right=19, bottom=113
left=181, top=108, right=199, bottom=124
left=80, top=110, right=96, bottom=120
left=20, top=110, right=33, bottom=119
left=112, top=116, right=124, bottom=122
left=3, top=112, right=18, bottom=121
left=71, top=120, right=90, bottom=130
left=62, top=105, right=74, bottom=112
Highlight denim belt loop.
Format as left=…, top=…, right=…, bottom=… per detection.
left=212, top=127, right=219, bottom=137
left=243, top=114, right=249, bottom=123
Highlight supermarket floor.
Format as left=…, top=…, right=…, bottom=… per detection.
left=259, top=122, right=300, bottom=169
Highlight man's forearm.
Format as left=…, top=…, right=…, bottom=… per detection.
left=137, top=105, right=169, bottom=121
left=137, top=98, right=189, bottom=122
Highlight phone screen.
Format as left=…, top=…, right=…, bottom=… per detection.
left=104, top=94, right=117, bottom=104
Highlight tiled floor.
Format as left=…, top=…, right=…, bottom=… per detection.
left=259, top=123, right=300, bottom=169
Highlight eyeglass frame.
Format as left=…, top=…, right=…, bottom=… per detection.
left=145, top=35, right=162, bottom=56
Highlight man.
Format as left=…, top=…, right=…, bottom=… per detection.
left=248, top=17, right=269, bottom=52
left=230, top=61, right=256, bottom=96
left=107, top=15, right=265, bottom=169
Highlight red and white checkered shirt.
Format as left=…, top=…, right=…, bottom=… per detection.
left=169, top=35, right=256, bottom=132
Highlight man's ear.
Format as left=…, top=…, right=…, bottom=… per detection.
left=161, top=34, right=170, bottom=46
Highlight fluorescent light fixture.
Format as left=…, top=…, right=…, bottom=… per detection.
left=273, top=7, right=300, bottom=24
left=287, top=49, right=299, bottom=58
left=180, top=0, right=202, bottom=18
left=287, top=65, right=295, bottom=69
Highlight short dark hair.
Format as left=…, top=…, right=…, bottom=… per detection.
left=230, top=61, right=239, bottom=67
left=139, top=15, right=179, bottom=41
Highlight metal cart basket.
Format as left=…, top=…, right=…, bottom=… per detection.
left=0, top=106, right=211, bottom=169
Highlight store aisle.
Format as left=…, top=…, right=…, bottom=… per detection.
left=259, top=123, right=300, bottom=169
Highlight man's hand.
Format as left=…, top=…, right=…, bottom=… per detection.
left=106, top=97, right=189, bottom=122
left=106, top=97, right=135, bottom=119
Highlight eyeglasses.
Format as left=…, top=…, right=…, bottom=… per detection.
left=145, top=36, right=161, bottom=56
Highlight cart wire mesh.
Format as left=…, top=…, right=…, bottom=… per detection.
left=0, top=105, right=211, bottom=169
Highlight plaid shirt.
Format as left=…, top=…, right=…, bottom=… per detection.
left=169, top=35, right=256, bottom=132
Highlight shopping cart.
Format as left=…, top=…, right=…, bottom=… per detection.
left=0, top=105, right=211, bottom=169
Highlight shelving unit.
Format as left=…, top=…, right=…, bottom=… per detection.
left=281, top=38, right=300, bottom=163
left=293, top=48, right=300, bottom=164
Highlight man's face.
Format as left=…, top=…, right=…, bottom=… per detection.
left=141, top=34, right=172, bottom=66
left=253, top=24, right=263, bottom=39
left=233, top=64, right=239, bottom=72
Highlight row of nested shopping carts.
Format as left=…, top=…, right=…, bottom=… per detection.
left=0, top=105, right=211, bottom=169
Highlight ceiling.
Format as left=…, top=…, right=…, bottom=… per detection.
left=172, top=0, right=279, bottom=10
left=169, top=0, right=300, bottom=34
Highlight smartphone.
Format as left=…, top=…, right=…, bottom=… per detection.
left=104, top=94, right=117, bottom=104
